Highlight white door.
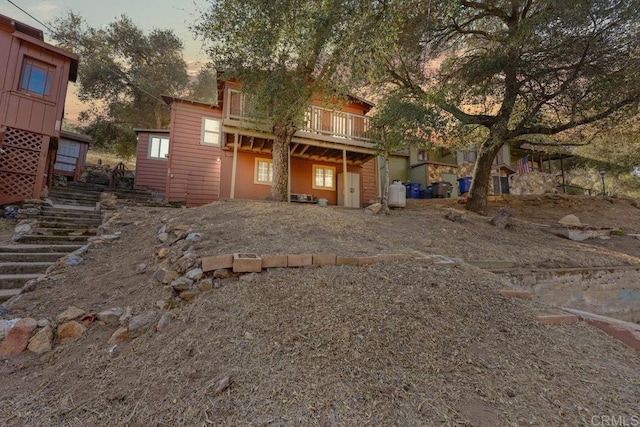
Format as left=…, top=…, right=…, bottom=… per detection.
left=338, top=172, right=360, bottom=208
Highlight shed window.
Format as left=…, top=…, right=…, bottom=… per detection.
left=313, top=165, right=335, bottom=190
left=149, top=136, right=169, bottom=160
left=20, top=58, right=54, bottom=97
left=202, top=117, right=222, bottom=146
left=254, top=158, right=273, bottom=185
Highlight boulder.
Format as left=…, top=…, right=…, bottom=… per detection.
left=108, top=327, right=129, bottom=344
left=186, top=268, right=203, bottom=281
left=171, top=277, right=194, bottom=292
left=128, top=312, right=157, bottom=338
left=174, top=254, right=197, bottom=273
left=134, top=263, right=147, bottom=274
left=158, top=233, right=169, bottom=243
left=156, top=312, right=173, bottom=331
left=0, top=318, right=36, bottom=356
left=445, top=208, right=466, bottom=223
left=56, top=306, right=86, bottom=323
left=364, top=203, right=382, bottom=215
left=57, top=321, right=87, bottom=344
left=490, top=208, right=514, bottom=229
left=213, top=268, right=233, bottom=279
left=97, top=308, right=124, bottom=325
left=0, top=318, right=19, bottom=340
left=198, top=278, right=214, bottom=292
left=28, top=325, right=54, bottom=354
left=558, top=214, right=582, bottom=227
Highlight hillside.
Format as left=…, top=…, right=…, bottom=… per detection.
left=1, top=196, right=639, bottom=425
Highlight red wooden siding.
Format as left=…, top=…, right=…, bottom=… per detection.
left=134, top=131, right=169, bottom=194
left=166, top=102, right=223, bottom=206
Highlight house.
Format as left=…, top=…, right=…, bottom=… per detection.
left=134, top=82, right=380, bottom=207
left=0, top=14, right=79, bottom=205
left=54, top=130, right=90, bottom=182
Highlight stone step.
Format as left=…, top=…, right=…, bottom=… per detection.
left=49, top=187, right=102, bottom=196
left=0, top=252, right=67, bottom=262
left=0, top=244, right=82, bottom=253
left=32, top=228, right=97, bottom=237
left=40, top=210, right=102, bottom=219
left=0, top=262, right=53, bottom=275
left=0, top=273, right=43, bottom=289
left=48, top=191, right=101, bottom=201
left=39, top=220, right=102, bottom=229
left=0, top=288, right=21, bottom=303
left=47, top=198, right=98, bottom=207
left=16, top=235, right=90, bottom=245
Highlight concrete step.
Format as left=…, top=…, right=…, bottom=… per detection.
left=0, top=273, right=43, bottom=289
left=0, top=262, right=53, bottom=275
left=39, top=220, right=102, bottom=229
left=0, top=244, right=82, bottom=253
left=0, top=288, right=21, bottom=303
left=67, top=182, right=107, bottom=192
left=49, top=187, right=102, bottom=197
left=48, top=192, right=100, bottom=202
left=0, top=252, right=67, bottom=262
left=40, top=210, right=102, bottom=219
left=32, top=228, right=97, bottom=236
left=47, top=198, right=98, bottom=207
left=15, top=235, right=90, bottom=245
left=39, top=217, right=102, bottom=226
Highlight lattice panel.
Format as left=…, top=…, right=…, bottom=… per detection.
left=0, top=145, right=40, bottom=174
left=0, top=171, right=36, bottom=198
left=3, top=127, right=43, bottom=152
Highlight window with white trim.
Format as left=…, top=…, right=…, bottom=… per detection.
left=313, top=165, right=335, bottom=190
left=201, top=117, right=222, bottom=146
left=254, top=158, right=273, bottom=185
left=148, top=135, right=169, bottom=160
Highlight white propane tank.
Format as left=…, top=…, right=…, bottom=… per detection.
left=388, top=180, right=406, bottom=208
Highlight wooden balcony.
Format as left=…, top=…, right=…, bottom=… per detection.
left=226, top=89, right=373, bottom=144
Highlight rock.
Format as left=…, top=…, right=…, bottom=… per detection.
left=37, top=319, right=51, bottom=328
left=174, top=224, right=191, bottom=231
left=174, top=230, right=189, bottom=241
left=364, top=203, right=382, bottom=215
left=163, top=270, right=180, bottom=285
left=156, top=312, right=172, bottom=331
left=158, top=232, right=169, bottom=243
left=155, top=268, right=168, bottom=283
left=0, top=305, right=10, bottom=317
left=444, top=208, right=466, bottom=223
left=65, top=254, right=84, bottom=266
left=14, top=223, right=34, bottom=234
left=179, top=289, right=200, bottom=301
left=28, top=325, right=54, bottom=354
left=119, top=307, right=133, bottom=324
left=198, top=278, right=214, bottom=292
left=128, top=312, right=157, bottom=338
left=186, top=268, right=203, bottom=281
left=174, top=254, right=197, bottom=273
left=158, top=248, right=169, bottom=259
left=213, top=376, right=231, bottom=396
left=186, top=232, right=203, bottom=242
left=56, top=306, right=86, bottom=323
left=134, top=263, right=147, bottom=274
left=558, top=214, right=582, bottom=227
left=97, top=308, right=124, bottom=325
left=0, top=318, right=20, bottom=340
left=490, top=208, right=513, bottom=229
left=171, top=277, right=194, bottom=292
left=108, top=327, right=130, bottom=344
left=239, top=273, right=259, bottom=283
left=57, top=321, right=87, bottom=344
left=213, top=268, right=233, bottom=279
left=0, top=318, right=37, bottom=356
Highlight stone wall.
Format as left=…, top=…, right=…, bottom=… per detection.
left=509, top=171, right=557, bottom=195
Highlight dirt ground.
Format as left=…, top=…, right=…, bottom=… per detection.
left=1, top=195, right=639, bottom=425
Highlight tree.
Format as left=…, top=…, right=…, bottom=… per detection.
left=50, top=13, right=189, bottom=153
left=194, top=0, right=364, bottom=201
left=371, top=91, right=445, bottom=214
left=354, top=0, right=640, bottom=213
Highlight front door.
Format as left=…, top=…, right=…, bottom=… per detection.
left=338, top=172, right=360, bottom=208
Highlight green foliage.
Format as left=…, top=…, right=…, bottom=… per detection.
left=188, top=67, right=219, bottom=104
left=50, top=13, right=190, bottom=154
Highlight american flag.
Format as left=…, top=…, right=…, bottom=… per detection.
left=517, top=155, right=531, bottom=176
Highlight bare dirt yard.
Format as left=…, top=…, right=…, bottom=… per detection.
left=1, top=195, right=639, bottom=426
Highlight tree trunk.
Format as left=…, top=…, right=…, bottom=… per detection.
left=381, top=150, right=391, bottom=215
left=271, top=123, right=296, bottom=202
left=465, top=137, right=504, bottom=214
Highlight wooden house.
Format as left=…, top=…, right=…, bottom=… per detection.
left=0, top=14, right=78, bottom=205
left=135, top=82, right=380, bottom=207
left=54, top=130, right=90, bottom=182
left=133, top=128, right=170, bottom=195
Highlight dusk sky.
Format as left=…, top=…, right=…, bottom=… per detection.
left=0, top=1, right=211, bottom=122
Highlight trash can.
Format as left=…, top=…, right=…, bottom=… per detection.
left=458, top=177, right=472, bottom=194
left=405, top=182, right=421, bottom=199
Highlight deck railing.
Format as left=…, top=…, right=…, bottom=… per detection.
left=227, top=89, right=372, bottom=142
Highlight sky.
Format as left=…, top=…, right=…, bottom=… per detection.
left=0, top=0, right=211, bottom=123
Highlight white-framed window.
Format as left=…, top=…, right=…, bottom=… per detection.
left=312, top=165, right=335, bottom=190
left=201, top=117, right=222, bottom=146
left=148, top=135, right=169, bottom=160
left=254, top=158, right=273, bottom=185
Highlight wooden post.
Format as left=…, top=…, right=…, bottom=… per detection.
left=342, top=149, right=348, bottom=207
left=230, top=133, right=238, bottom=199
left=560, top=157, right=565, bottom=193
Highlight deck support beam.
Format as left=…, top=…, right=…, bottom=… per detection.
left=230, top=133, right=238, bottom=199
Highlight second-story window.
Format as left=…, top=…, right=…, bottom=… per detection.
left=149, top=136, right=169, bottom=160
left=20, top=58, right=55, bottom=97
left=202, top=117, right=222, bottom=146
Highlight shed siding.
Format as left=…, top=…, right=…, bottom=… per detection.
left=167, top=102, right=223, bottom=205
left=135, top=132, right=169, bottom=194
left=360, top=158, right=377, bottom=204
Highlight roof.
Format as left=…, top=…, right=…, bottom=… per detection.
left=134, top=128, right=170, bottom=134
left=0, top=13, right=79, bottom=82
left=162, top=95, right=219, bottom=109
left=60, top=130, right=91, bottom=144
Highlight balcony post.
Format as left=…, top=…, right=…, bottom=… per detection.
left=230, top=133, right=238, bottom=199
